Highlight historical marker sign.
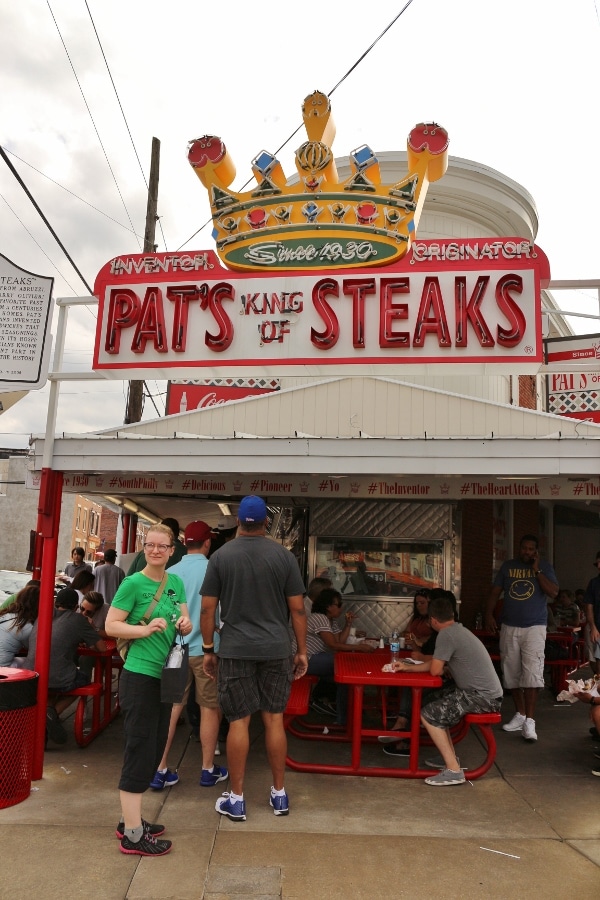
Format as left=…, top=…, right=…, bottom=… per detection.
left=0, top=253, right=53, bottom=391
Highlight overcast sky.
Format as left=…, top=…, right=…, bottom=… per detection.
left=1, top=0, right=599, bottom=448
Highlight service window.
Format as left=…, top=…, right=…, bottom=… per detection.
left=314, top=537, right=444, bottom=599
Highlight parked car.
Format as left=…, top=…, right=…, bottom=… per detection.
left=0, top=570, right=33, bottom=604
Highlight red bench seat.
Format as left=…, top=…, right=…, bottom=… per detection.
left=63, top=682, right=103, bottom=748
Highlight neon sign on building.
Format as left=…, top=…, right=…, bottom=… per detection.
left=93, top=92, right=548, bottom=378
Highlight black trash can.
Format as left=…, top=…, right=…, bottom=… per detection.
left=0, top=667, right=39, bottom=808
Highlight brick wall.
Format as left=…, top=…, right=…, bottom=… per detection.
left=512, top=500, right=540, bottom=553
left=99, top=507, right=118, bottom=552
left=71, top=495, right=104, bottom=561
left=518, top=374, right=537, bottom=410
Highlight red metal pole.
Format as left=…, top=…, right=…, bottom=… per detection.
left=32, top=467, right=63, bottom=780
left=32, top=478, right=47, bottom=580
left=121, top=513, right=130, bottom=555
left=128, top=514, right=138, bottom=552
left=32, top=534, right=44, bottom=581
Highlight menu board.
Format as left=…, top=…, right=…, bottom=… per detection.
left=0, top=254, right=53, bottom=390
left=314, top=537, right=444, bottom=599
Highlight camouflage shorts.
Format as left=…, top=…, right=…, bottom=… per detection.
left=421, top=685, right=502, bottom=729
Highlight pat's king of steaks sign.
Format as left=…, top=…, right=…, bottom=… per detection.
left=93, top=91, right=549, bottom=379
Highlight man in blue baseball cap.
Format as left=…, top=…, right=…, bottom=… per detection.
left=200, top=495, right=307, bottom=822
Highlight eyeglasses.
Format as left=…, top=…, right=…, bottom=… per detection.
left=143, top=543, right=173, bottom=552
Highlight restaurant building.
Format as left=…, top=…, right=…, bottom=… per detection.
left=30, top=95, right=600, bottom=643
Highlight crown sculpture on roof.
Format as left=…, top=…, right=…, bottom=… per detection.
left=187, top=91, right=448, bottom=272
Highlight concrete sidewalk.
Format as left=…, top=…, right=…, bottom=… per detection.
left=1, top=689, right=599, bottom=900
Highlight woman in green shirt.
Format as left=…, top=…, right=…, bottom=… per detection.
left=106, top=524, right=192, bottom=857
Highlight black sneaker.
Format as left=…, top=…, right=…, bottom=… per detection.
left=46, top=707, right=67, bottom=744
left=119, top=834, right=172, bottom=856
left=382, top=741, right=410, bottom=757
left=310, top=699, right=337, bottom=716
left=115, top=818, right=165, bottom=839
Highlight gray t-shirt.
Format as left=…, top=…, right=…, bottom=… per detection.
left=64, top=561, right=93, bottom=579
left=200, top=535, right=305, bottom=660
left=0, top=614, right=33, bottom=666
left=434, top=622, right=503, bottom=701
left=24, top=609, right=99, bottom=690
left=93, top=563, right=125, bottom=604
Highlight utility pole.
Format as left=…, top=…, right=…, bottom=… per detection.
left=124, top=137, right=160, bottom=424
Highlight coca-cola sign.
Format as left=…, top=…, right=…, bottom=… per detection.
left=165, top=379, right=279, bottom=415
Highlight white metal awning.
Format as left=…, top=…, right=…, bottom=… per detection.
left=30, top=376, right=600, bottom=478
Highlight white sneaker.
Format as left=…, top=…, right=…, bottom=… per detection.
left=522, top=718, right=537, bottom=741
left=502, top=712, right=526, bottom=732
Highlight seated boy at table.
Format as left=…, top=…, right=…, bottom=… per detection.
left=380, top=588, right=457, bottom=755
left=391, top=594, right=503, bottom=786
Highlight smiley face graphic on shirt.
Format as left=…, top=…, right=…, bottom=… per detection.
left=508, top=579, right=535, bottom=601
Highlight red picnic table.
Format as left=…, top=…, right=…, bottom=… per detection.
left=285, top=649, right=501, bottom=779
left=285, top=649, right=442, bottom=779
left=71, top=639, right=122, bottom=746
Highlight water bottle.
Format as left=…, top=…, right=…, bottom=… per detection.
left=389, top=630, right=400, bottom=665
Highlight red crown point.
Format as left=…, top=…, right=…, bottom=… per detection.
left=188, top=135, right=227, bottom=168
left=408, top=123, right=449, bottom=156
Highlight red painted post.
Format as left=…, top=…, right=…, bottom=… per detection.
left=128, top=514, right=138, bottom=552
left=32, top=467, right=63, bottom=780
left=120, top=513, right=130, bottom=555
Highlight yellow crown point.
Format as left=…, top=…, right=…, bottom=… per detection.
left=302, top=90, right=336, bottom=146
left=294, top=140, right=339, bottom=190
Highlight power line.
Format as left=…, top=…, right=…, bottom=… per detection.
left=83, top=0, right=168, bottom=251
left=84, top=0, right=148, bottom=192
left=0, top=146, right=93, bottom=294
left=2, top=147, right=144, bottom=239
left=46, top=0, right=142, bottom=251
left=176, top=0, right=417, bottom=251
left=327, top=0, right=416, bottom=96
left=0, top=191, right=79, bottom=293
left=144, top=384, right=162, bottom=417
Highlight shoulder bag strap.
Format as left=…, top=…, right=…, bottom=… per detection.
left=138, top=571, right=168, bottom=625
